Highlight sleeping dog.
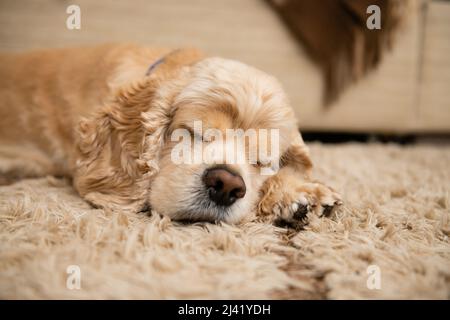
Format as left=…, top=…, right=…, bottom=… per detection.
left=0, top=44, right=341, bottom=227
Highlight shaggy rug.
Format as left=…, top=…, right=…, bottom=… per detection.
left=0, top=143, right=449, bottom=299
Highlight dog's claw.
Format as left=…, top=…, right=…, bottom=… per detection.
left=270, top=184, right=342, bottom=229
left=293, top=204, right=308, bottom=220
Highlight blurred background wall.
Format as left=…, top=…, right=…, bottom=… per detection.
left=0, top=0, right=449, bottom=133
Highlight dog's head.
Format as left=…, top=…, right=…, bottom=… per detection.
left=74, top=49, right=312, bottom=223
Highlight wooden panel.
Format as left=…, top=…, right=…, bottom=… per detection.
left=417, top=1, right=450, bottom=131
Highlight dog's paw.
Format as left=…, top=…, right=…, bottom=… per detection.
left=259, top=181, right=342, bottom=229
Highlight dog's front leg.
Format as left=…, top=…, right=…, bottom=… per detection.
left=257, top=166, right=342, bottom=229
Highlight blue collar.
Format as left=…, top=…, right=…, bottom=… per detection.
left=145, top=49, right=180, bottom=76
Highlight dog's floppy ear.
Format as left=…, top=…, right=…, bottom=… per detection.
left=73, top=49, right=203, bottom=213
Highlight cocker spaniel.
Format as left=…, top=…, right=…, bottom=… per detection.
left=0, top=44, right=342, bottom=228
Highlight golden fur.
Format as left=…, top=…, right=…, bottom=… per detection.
left=0, top=44, right=341, bottom=226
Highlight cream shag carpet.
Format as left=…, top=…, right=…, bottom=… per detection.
left=0, top=143, right=449, bottom=299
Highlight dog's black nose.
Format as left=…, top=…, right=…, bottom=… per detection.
left=203, top=168, right=246, bottom=206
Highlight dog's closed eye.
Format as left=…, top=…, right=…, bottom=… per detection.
left=176, top=124, right=204, bottom=142
left=254, top=159, right=273, bottom=168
